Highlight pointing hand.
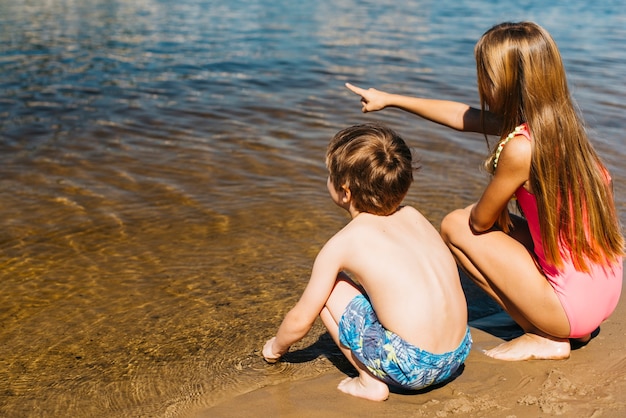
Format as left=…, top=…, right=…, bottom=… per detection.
left=345, top=82, right=389, bottom=113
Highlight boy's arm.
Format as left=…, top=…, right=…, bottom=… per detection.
left=345, top=83, right=501, bottom=135
left=263, top=237, right=346, bottom=362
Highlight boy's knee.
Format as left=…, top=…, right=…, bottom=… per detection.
left=327, top=275, right=362, bottom=311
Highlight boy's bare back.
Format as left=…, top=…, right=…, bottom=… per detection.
left=321, top=205, right=468, bottom=354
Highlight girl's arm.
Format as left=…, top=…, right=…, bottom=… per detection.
left=470, top=135, right=531, bottom=232
left=262, top=238, right=344, bottom=362
left=345, top=83, right=501, bottom=135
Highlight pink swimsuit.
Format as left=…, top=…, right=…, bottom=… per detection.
left=509, top=125, right=623, bottom=338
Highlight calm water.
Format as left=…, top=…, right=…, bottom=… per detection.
left=0, top=0, right=624, bottom=416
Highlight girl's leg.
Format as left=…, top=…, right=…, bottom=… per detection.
left=441, top=207, right=571, bottom=361
left=319, top=273, right=389, bottom=401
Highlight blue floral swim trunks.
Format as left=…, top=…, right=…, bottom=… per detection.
left=338, top=294, right=472, bottom=390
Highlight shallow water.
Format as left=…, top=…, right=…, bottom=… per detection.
left=0, top=0, right=625, bottom=416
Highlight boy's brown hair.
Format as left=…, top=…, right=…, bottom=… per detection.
left=326, top=123, right=416, bottom=216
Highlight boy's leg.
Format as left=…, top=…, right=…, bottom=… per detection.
left=441, top=207, right=571, bottom=361
left=319, top=273, right=389, bottom=401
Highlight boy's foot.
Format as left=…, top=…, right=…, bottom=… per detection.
left=483, top=333, right=571, bottom=361
left=337, top=376, right=389, bottom=401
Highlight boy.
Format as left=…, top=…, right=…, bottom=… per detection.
left=262, top=123, right=471, bottom=401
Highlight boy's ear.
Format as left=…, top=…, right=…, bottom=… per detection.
left=341, top=185, right=352, bottom=203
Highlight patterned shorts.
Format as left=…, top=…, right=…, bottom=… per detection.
left=338, top=294, right=472, bottom=389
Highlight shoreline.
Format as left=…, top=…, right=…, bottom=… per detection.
left=202, top=268, right=626, bottom=417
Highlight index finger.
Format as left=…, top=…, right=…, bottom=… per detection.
left=345, top=82, right=365, bottom=96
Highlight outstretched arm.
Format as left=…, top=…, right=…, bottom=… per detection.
left=345, top=83, right=501, bottom=135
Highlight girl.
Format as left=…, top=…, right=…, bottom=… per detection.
left=346, top=21, right=624, bottom=361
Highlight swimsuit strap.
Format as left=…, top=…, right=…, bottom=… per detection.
left=493, top=125, right=524, bottom=170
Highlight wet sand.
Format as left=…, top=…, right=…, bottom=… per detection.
left=204, top=268, right=626, bottom=417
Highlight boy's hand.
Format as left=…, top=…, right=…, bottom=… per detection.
left=262, top=337, right=281, bottom=363
left=345, top=83, right=388, bottom=113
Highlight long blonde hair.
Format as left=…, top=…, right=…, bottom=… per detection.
left=476, top=21, right=624, bottom=270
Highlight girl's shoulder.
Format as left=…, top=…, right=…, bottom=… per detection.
left=493, top=134, right=532, bottom=176
left=493, top=124, right=531, bottom=170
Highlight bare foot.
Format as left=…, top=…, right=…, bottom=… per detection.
left=484, top=333, right=571, bottom=361
left=337, top=375, right=389, bottom=401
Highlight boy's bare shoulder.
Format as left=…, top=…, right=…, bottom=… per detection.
left=334, top=206, right=428, bottom=238
left=397, top=205, right=423, bottom=217
left=393, top=205, right=430, bottom=224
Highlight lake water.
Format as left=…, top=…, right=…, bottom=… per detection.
left=0, top=0, right=624, bottom=416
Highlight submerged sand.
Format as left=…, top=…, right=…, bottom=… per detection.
left=204, top=271, right=626, bottom=417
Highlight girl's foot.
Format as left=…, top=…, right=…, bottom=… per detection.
left=484, top=333, right=571, bottom=361
left=337, top=375, right=389, bottom=401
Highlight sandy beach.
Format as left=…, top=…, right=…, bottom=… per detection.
left=205, top=269, right=626, bottom=418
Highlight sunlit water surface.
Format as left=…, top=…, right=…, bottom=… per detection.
left=0, top=0, right=624, bottom=416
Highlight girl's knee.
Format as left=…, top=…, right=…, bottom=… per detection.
left=441, top=208, right=470, bottom=244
